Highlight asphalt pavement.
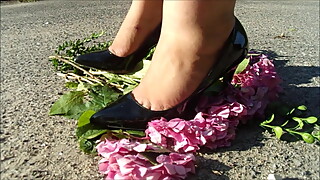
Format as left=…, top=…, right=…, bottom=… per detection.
left=1, top=1, right=319, bottom=179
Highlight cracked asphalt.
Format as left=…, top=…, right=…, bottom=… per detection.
left=1, top=0, right=319, bottom=179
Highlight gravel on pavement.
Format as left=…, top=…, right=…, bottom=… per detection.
left=1, top=1, right=319, bottom=179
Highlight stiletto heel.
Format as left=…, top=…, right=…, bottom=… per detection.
left=90, top=17, right=248, bottom=130
left=74, top=24, right=161, bottom=73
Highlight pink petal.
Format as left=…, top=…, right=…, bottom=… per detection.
left=145, top=173, right=162, bottom=180
left=163, top=163, right=176, bottom=175
left=98, top=162, right=109, bottom=174
left=167, top=120, right=180, bottom=128
left=133, top=144, right=147, bottom=152
left=174, top=165, right=186, bottom=175
left=174, top=121, right=186, bottom=131
left=137, top=166, right=148, bottom=177
left=184, top=145, right=196, bottom=152
left=114, top=173, right=132, bottom=180
left=117, top=157, right=132, bottom=167
left=106, top=171, right=116, bottom=180
left=119, top=166, right=134, bottom=175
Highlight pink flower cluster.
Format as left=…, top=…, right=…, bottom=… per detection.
left=96, top=54, right=282, bottom=179
left=97, top=139, right=195, bottom=180
left=146, top=108, right=245, bottom=152
left=231, top=54, right=282, bottom=119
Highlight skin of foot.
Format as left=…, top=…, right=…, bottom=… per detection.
left=108, top=0, right=163, bottom=57
left=132, top=0, right=236, bottom=111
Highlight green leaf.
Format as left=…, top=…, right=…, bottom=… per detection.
left=281, top=120, right=290, bottom=127
left=76, top=123, right=107, bottom=139
left=87, top=86, right=120, bottom=111
left=78, top=110, right=96, bottom=127
left=300, top=132, right=315, bottom=144
left=76, top=81, right=88, bottom=92
left=123, top=84, right=137, bottom=95
left=100, top=86, right=121, bottom=106
left=234, top=58, right=250, bottom=74
left=65, top=82, right=79, bottom=89
left=144, top=47, right=156, bottom=60
left=110, top=129, right=122, bottom=134
left=273, top=126, right=283, bottom=139
left=79, top=138, right=97, bottom=154
left=287, top=108, right=295, bottom=115
left=312, top=130, right=320, bottom=141
left=292, top=117, right=304, bottom=129
left=64, top=103, right=87, bottom=119
left=113, top=132, right=126, bottom=139
left=297, top=105, right=307, bottom=111
left=300, top=116, right=318, bottom=124
left=126, top=130, right=146, bottom=137
left=49, top=91, right=85, bottom=115
left=263, top=114, right=275, bottom=124
left=106, top=129, right=126, bottom=139
left=88, top=90, right=105, bottom=106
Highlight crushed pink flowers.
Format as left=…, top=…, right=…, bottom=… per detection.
left=96, top=53, right=282, bottom=180
left=97, top=139, right=195, bottom=180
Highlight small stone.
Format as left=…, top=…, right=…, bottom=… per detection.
left=267, top=174, right=282, bottom=180
left=250, top=170, right=256, bottom=176
left=293, top=159, right=301, bottom=166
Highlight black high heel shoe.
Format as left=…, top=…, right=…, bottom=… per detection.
left=90, top=17, right=248, bottom=130
left=74, top=24, right=161, bottom=73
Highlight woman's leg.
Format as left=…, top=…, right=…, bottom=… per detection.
left=132, top=0, right=236, bottom=110
left=108, top=0, right=163, bottom=57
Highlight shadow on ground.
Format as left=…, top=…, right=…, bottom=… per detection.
left=193, top=49, right=319, bottom=179
left=188, top=157, right=231, bottom=180
left=254, top=49, right=320, bottom=117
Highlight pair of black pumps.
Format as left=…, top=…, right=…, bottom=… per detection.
left=75, top=17, right=248, bottom=130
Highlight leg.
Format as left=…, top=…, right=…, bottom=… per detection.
left=109, top=0, right=163, bottom=57
left=132, top=0, right=236, bottom=110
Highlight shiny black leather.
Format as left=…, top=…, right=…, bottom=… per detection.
left=90, top=93, right=185, bottom=130
left=90, top=17, right=248, bottom=130
left=74, top=24, right=161, bottom=73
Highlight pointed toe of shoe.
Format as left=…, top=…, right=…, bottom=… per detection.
left=74, top=50, right=129, bottom=72
left=90, top=109, right=119, bottom=129
left=74, top=52, right=103, bottom=70
left=74, top=56, right=85, bottom=65
left=74, top=24, right=161, bottom=72
left=74, top=53, right=95, bottom=67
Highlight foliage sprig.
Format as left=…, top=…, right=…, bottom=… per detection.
left=260, top=103, right=319, bottom=144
